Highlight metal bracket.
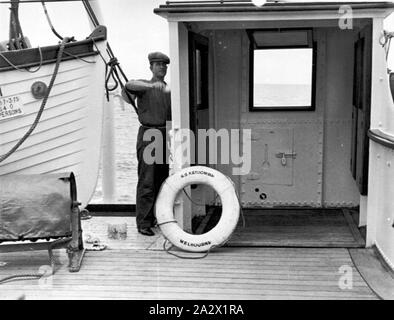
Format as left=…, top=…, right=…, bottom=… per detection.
left=275, top=152, right=297, bottom=166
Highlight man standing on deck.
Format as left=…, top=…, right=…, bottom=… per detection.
left=121, top=52, right=171, bottom=236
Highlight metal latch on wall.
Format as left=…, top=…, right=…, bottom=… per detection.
left=275, top=152, right=297, bottom=166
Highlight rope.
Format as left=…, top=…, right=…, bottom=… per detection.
left=91, top=37, right=107, bottom=65
left=0, top=0, right=91, bottom=2
left=225, top=175, right=246, bottom=228
left=0, top=45, right=43, bottom=73
left=41, top=1, right=64, bottom=41
left=182, top=178, right=246, bottom=228
left=0, top=238, right=69, bottom=285
left=182, top=188, right=220, bottom=207
left=83, top=1, right=139, bottom=114
left=156, top=220, right=178, bottom=227
left=163, top=239, right=216, bottom=260
left=154, top=193, right=215, bottom=260
left=105, top=57, right=121, bottom=93
left=0, top=274, right=42, bottom=284
left=0, top=37, right=69, bottom=163
left=380, top=30, right=394, bottom=61
left=103, top=56, right=138, bottom=115
left=158, top=174, right=245, bottom=260
left=62, top=50, right=96, bottom=64
left=82, top=0, right=99, bottom=27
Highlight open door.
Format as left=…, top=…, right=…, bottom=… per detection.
left=189, top=32, right=209, bottom=165
left=351, top=26, right=372, bottom=195
left=188, top=32, right=210, bottom=216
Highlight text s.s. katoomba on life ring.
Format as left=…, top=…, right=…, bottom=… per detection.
left=155, top=166, right=240, bottom=252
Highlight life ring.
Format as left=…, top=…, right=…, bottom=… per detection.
left=155, top=166, right=240, bottom=252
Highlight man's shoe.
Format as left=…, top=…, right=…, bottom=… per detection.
left=138, top=227, right=155, bottom=236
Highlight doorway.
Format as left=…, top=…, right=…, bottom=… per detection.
left=351, top=26, right=372, bottom=196
left=188, top=32, right=211, bottom=217
left=189, top=31, right=209, bottom=158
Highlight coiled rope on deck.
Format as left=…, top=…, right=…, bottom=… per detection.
left=0, top=37, right=70, bottom=163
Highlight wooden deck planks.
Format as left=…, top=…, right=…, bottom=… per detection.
left=349, top=248, right=394, bottom=300
left=0, top=216, right=378, bottom=300
left=221, top=209, right=366, bottom=248
left=81, top=217, right=160, bottom=250
left=0, top=244, right=377, bottom=300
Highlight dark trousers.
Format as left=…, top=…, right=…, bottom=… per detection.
left=136, top=126, right=169, bottom=229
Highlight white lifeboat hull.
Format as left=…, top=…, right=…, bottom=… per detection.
left=0, top=39, right=107, bottom=207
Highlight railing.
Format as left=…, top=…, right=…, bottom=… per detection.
left=165, top=0, right=252, bottom=4
left=101, top=88, right=124, bottom=204
left=368, top=129, right=394, bottom=150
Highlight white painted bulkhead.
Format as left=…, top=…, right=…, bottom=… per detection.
left=0, top=49, right=107, bottom=208
left=366, top=17, right=394, bottom=268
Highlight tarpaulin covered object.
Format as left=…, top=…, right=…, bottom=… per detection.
left=0, top=173, right=76, bottom=241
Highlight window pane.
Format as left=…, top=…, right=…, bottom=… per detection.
left=253, top=48, right=313, bottom=108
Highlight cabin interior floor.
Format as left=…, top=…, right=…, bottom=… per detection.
left=201, top=208, right=366, bottom=248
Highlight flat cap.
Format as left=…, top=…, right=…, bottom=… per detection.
left=148, top=52, right=170, bottom=64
